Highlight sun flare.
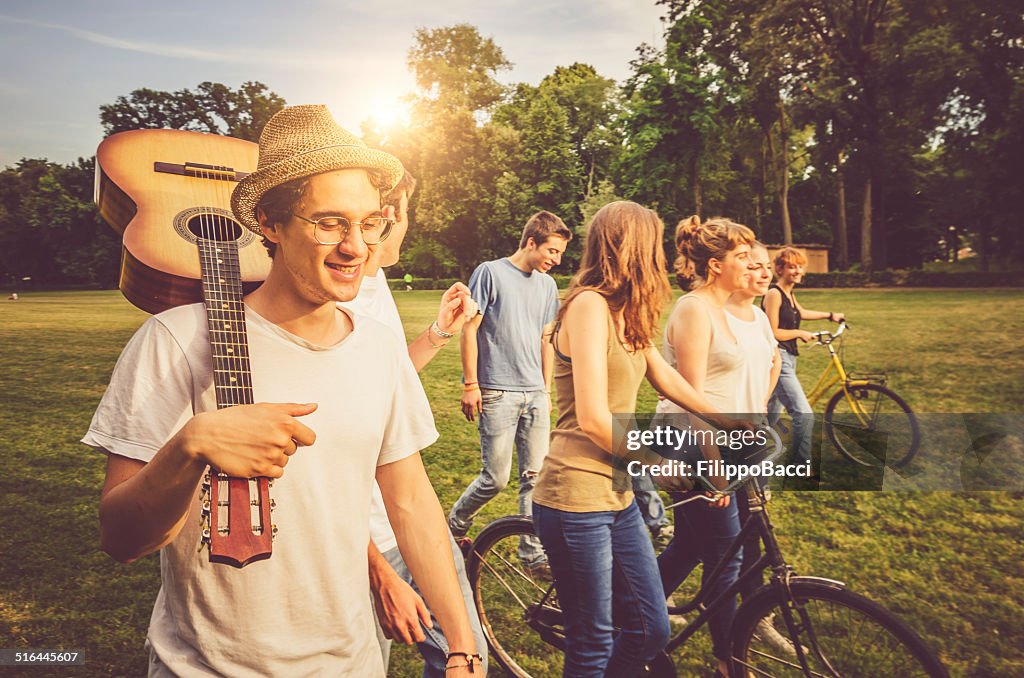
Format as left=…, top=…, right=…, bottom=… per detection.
left=367, top=99, right=411, bottom=129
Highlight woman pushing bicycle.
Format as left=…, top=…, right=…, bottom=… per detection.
left=530, top=202, right=743, bottom=677
left=761, top=246, right=844, bottom=475
left=656, top=216, right=769, bottom=677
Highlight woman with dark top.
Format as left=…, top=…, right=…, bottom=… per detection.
left=532, top=202, right=741, bottom=678
left=761, top=247, right=845, bottom=472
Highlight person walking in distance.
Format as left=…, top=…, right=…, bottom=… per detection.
left=448, top=211, right=571, bottom=576
left=762, top=246, right=845, bottom=476
left=338, top=170, right=489, bottom=676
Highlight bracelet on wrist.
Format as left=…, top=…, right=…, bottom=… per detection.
left=828, top=312, right=835, bottom=322
left=463, top=385, right=480, bottom=392
left=427, top=332, right=446, bottom=349
left=446, top=652, right=483, bottom=673
left=431, top=321, right=455, bottom=339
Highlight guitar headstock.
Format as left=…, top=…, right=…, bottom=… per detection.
left=201, top=471, right=275, bottom=568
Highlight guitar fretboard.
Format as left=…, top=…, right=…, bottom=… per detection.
left=196, top=236, right=254, bottom=407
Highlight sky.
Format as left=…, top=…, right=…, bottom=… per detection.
left=0, top=0, right=666, bottom=167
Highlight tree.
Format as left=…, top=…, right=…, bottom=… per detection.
left=932, top=0, right=1024, bottom=268
left=407, top=24, right=511, bottom=112
left=536, top=64, right=621, bottom=199
left=617, top=1, right=751, bottom=229
left=493, top=87, right=584, bottom=219
left=0, top=158, right=119, bottom=286
left=99, top=81, right=285, bottom=141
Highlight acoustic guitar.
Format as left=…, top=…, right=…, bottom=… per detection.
left=96, top=129, right=274, bottom=568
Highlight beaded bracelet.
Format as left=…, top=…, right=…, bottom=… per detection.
left=431, top=321, right=455, bottom=338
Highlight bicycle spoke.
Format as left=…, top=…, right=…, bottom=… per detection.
left=825, top=384, right=920, bottom=469
left=477, top=555, right=532, bottom=611
left=471, top=520, right=564, bottom=677
left=480, top=545, right=552, bottom=596
left=735, top=584, right=944, bottom=677
left=740, top=649, right=830, bottom=677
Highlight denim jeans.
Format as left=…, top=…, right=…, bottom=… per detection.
left=449, top=389, right=549, bottom=564
left=734, top=488, right=764, bottom=601
left=534, top=501, right=671, bottom=678
left=631, top=474, right=669, bottom=533
left=374, top=535, right=488, bottom=678
left=658, top=493, right=741, bottom=661
left=768, top=350, right=814, bottom=464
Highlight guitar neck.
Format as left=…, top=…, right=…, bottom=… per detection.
left=197, top=237, right=254, bottom=406
left=196, top=235, right=274, bottom=568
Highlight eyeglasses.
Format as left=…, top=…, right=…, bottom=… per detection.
left=291, top=213, right=394, bottom=245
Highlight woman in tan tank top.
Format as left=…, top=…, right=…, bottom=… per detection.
left=531, top=202, right=743, bottom=677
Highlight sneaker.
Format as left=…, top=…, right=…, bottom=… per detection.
left=752, top=615, right=805, bottom=657
left=447, top=514, right=468, bottom=539
left=524, top=561, right=553, bottom=583
left=652, top=524, right=674, bottom=550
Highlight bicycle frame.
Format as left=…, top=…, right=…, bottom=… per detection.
left=669, top=482, right=861, bottom=677
left=515, top=479, right=850, bottom=676
left=804, top=325, right=878, bottom=429
left=660, top=482, right=822, bottom=654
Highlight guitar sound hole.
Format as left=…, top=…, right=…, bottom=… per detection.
left=187, top=213, right=243, bottom=242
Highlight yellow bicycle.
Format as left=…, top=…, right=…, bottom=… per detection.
left=805, top=322, right=920, bottom=468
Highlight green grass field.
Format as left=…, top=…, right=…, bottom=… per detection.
left=1, top=289, right=1022, bottom=677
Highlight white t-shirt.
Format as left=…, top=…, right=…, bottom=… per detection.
left=656, top=295, right=775, bottom=416
left=82, top=302, right=437, bottom=677
left=338, top=269, right=404, bottom=552
left=725, top=305, right=778, bottom=414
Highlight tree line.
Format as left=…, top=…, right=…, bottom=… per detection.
left=1, top=1, right=1020, bottom=286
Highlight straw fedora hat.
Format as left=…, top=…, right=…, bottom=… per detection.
left=231, top=104, right=404, bottom=233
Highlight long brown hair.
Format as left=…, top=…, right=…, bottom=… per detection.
left=559, top=201, right=671, bottom=350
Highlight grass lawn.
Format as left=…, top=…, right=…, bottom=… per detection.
left=0, top=288, right=1021, bottom=677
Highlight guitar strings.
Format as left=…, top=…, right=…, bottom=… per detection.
left=198, top=159, right=251, bottom=542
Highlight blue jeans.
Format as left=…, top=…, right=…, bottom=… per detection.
left=374, top=536, right=488, bottom=678
left=768, top=350, right=814, bottom=464
left=631, top=474, right=669, bottom=533
left=658, top=493, right=741, bottom=661
left=450, top=389, right=549, bottom=564
left=534, top=501, right=670, bottom=678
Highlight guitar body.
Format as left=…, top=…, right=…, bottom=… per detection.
left=96, top=129, right=275, bottom=568
left=95, top=129, right=270, bottom=314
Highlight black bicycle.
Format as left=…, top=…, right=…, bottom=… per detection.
left=466, top=429, right=947, bottom=677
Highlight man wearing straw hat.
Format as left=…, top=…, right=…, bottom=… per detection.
left=86, top=105, right=482, bottom=677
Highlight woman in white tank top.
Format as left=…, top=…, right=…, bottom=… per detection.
left=725, top=242, right=781, bottom=416
left=656, top=215, right=756, bottom=677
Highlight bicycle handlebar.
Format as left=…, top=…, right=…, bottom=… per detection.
left=809, top=320, right=849, bottom=347
left=664, top=424, right=785, bottom=509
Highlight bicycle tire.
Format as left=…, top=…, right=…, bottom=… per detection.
left=730, top=578, right=948, bottom=677
left=467, top=516, right=680, bottom=677
left=466, top=515, right=564, bottom=677
left=824, top=383, right=921, bottom=468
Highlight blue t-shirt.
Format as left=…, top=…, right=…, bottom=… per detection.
left=469, top=258, right=560, bottom=391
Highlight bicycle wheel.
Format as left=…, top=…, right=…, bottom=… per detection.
left=824, top=384, right=920, bottom=468
left=731, top=579, right=948, bottom=677
left=466, top=516, right=564, bottom=677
